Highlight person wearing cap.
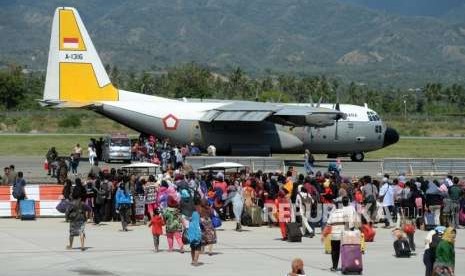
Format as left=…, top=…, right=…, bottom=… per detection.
left=285, top=258, right=306, bottom=276
left=379, top=176, right=395, bottom=228
left=423, top=226, right=445, bottom=276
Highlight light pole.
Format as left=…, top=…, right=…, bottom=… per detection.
left=403, top=99, right=407, bottom=121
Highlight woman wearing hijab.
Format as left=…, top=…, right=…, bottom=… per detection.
left=188, top=205, right=202, bottom=266
left=224, top=180, right=244, bottom=231
left=200, top=199, right=217, bottom=256
left=162, top=196, right=185, bottom=253
left=433, top=227, right=456, bottom=276
left=115, top=182, right=132, bottom=231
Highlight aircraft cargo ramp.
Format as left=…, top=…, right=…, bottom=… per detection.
left=381, top=158, right=465, bottom=177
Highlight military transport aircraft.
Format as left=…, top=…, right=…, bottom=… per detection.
left=41, top=7, right=399, bottom=161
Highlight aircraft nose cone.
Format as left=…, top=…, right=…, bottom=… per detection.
left=383, top=127, right=399, bottom=147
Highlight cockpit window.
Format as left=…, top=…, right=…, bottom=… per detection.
left=367, top=111, right=380, bottom=122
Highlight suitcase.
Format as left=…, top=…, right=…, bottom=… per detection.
left=424, top=212, right=436, bottom=231
left=248, top=205, right=263, bottom=226
left=286, top=222, right=302, bottom=242
left=241, top=211, right=252, bottom=226
left=393, top=239, right=411, bottom=258
left=341, top=244, right=363, bottom=274
left=324, top=234, right=332, bottom=254
left=19, top=199, right=36, bottom=220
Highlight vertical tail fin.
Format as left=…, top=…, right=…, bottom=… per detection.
left=43, top=7, right=118, bottom=105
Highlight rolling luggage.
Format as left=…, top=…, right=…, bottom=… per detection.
left=324, top=234, right=332, bottom=254
left=286, top=222, right=302, bottom=242
left=459, top=208, right=465, bottom=226
left=360, top=233, right=366, bottom=254
left=424, top=212, right=436, bottom=231
left=19, top=199, right=36, bottom=220
left=341, top=244, right=363, bottom=274
left=248, top=205, right=263, bottom=226
left=393, top=239, right=411, bottom=258
left=241, top=211, right=252, bottom=226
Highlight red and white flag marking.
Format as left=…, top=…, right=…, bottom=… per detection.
left=63, top=37, right=79, bottom=49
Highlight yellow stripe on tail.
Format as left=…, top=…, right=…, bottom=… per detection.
left=43, top=7, right=119, bottom=105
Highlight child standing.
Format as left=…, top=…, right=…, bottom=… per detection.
left=149, top=209, right=164, bottom=252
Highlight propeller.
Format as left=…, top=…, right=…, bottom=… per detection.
left=334, top=89, right=342, bottom=140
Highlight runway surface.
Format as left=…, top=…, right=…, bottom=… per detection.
left=0, top=218, right=463, bottom=276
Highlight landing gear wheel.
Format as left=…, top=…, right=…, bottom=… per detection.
left=351, top=152, right=365, bottom=162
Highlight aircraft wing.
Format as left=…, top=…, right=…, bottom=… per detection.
left=200, top=101, right=345, bottom=127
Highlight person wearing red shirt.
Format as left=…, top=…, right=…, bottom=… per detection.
left=213, top=173, right=228, bottom=199
left=148, top=209, right=164, bottom=252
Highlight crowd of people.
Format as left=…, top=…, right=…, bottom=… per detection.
left=2, top=141, right=464, bottom=274
left=44, top=135, right=206, bottom=184
left=50, top=154, right=464, bottom=274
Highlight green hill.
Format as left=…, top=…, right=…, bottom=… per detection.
left=2, top=0, right=465, bottom=87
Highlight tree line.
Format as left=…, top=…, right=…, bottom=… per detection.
left=1, top=63, right=464, bottom=116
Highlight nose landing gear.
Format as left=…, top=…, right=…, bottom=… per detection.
left=350, top=152, right=365, bottom=162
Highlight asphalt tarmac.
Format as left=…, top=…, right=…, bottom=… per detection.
left=0, top=219, right=463, bottom=276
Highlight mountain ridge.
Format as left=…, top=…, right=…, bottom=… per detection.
left=1, top=0, right=465, bottom=87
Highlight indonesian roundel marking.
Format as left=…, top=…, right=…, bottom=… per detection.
left=162, top=114, right=179, bottom=130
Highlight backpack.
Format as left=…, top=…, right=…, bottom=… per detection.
left=164, top=209, right=182, bottom=232
left=394, top=239, right=411, bottom=258
left=214, top=188, right=223, bottom=202
left=12, top=179, right=25, bottom=199
left=95, top=188, right=105, bottom=205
